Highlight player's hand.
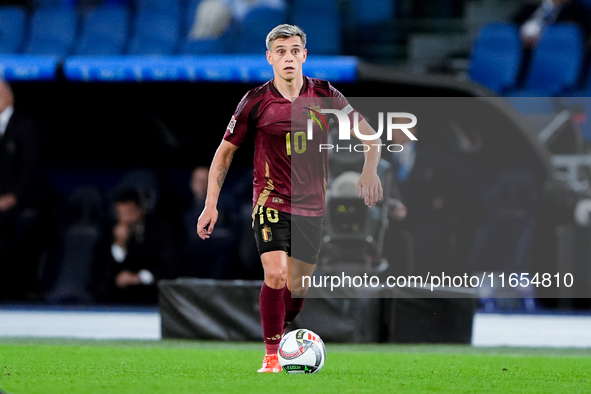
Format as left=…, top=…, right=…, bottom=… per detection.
left=389, top=199, right=407, bottom=221
left=357, top=171, right=383, bottom=207
left=113, top=223, right=130, bottom=246
left=0, top=193, right=17, bottom=212
left=197, top=206, right=218, bottom=240
left=115, top=270, right=141, bottom=288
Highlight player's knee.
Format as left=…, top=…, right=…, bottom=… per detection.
left=264, top=268, right=287, bottom=288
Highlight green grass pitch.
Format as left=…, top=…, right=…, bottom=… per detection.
left=1, top=339, right=590, bottom=393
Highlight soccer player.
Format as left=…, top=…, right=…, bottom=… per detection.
left=197, top=24, right=383, bottom=373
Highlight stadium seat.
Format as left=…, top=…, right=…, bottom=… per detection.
left=468, top=23, right=522, bottom=94
left=180, top=0, right=233, bottom=54
left=184, top=0, right=203, bottom=35
left=34, top=0, right=76, bottom=8
left=75, top=5, right=130, bottom=55
left=180, top=37, right=228, bottom=55
left=23, top=7, right=78, bottom=57
left=134, top=0, right=181, bottom=16
left=45, top=185, right=106, bottom=305
left=234, top=6, right=286, bottom=53
left=293, top=7, right=342, bottom=54
left=519, top=23, right=585, bottom=96
left=127, top=11, right=180, bottom=55
left=291, top=0, right=338, bottom=12
left=0, top=6, right=27, bottom=54
left=350, top=0, right=395, bottom=26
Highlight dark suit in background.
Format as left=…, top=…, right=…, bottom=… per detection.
left=94, top=188, right=181, bottom=305
left=0, top=82, right=44, bottom=301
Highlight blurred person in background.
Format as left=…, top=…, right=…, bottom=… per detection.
left=384, top=117, right=477, bottom=276
left=187, top=0, right=285, bottom=40
left=187, top=0, right=233, bottom=41
left=513, top=0, right=591, bottom=49
left=0, top=80, right=45, bottom=301
left=94, top=187, right=180, bottom=305
left=181, top=166, right=235, bottom=279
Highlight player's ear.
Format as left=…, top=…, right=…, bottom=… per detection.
left=266, top=50, right=272, bottom=65
left=302, top=48, right=307, bottom=62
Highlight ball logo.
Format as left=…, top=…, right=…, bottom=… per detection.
left=278, top=329, right=326, bottom=374
left=279, top=348, right=303, bottom=360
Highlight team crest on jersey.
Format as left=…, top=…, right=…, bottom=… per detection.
left=303, top=105, right=328, bottom=131
left=227, top=115, right=237, bottom=133
left=262, top=225, right=273, bottom=242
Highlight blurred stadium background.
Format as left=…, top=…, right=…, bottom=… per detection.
left=1, top=0, right=591, bottom=348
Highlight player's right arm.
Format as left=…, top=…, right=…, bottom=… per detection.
left=197, top=88, right=260, bottom=239
left=196, top=140, right=239, bottom=240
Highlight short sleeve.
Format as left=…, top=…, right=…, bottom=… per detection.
left=223, top=91, right=255, bottom=147
left=328, top=82, right=364, bottom=124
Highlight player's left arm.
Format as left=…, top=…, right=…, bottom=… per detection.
left=351, top=118, right=383, bottom=207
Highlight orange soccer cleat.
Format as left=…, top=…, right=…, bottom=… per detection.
left=257, top=353, right=282, bottom=373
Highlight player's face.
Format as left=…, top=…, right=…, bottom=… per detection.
left=0, top=82, right=14, bottom=112
left=266, top=36, right=307, bottom=81
left=115, top=201, right=144, bottom=226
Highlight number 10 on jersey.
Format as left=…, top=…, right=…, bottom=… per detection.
left=286, top=131, right=307, bottom=155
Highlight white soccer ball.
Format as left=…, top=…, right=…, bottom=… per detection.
left=278, top=328, right=326, bottom=374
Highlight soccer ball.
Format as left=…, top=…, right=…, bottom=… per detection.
left=278, top=328, right=326, bottom=374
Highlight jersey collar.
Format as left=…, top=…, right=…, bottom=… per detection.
left=270, top=76, right=309, bottom=99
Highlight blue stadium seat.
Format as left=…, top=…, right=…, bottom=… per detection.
left=75, top=5, right=130, bottom=55
left=127, top=11, right=180, bottom=55
left=0, top=6, right=27, bottom=54
left=520, top=23, right=585, bottom=95
left=350, top=0, right=395, bottom=26
left=180, top=0, right=232, bottom=54
left=293, top=8, right=342, bottom=54
left=24, top=8, right=78, bottom=57
left=180, top=37, right=228, bottom=55
left=468, top=23, right=522, bottom=94
left=34, top=0, right=76, bottom=8
left=134, top=0, right=181, bottom=16
left=185, top=0, right=202, bottom=34
left=235, top=6, right=286, bottom=53
left=291, top=0, right=337, bottom=11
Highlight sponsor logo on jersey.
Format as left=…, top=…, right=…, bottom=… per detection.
left=303, top=105, right=328, bottom=132
left=227, top=115, right=237, bottom=133
left=272, top=197, right=283, bottom=204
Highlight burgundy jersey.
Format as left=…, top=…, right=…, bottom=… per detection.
left=223, top=76, right=359, bottom=216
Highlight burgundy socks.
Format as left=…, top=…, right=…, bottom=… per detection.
left=259, top=282, right=285, bottom=355
left=283, top=285, right=305, bottom=331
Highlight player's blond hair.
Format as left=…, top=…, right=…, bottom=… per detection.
left=266, top=24, right=307, bottom=51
